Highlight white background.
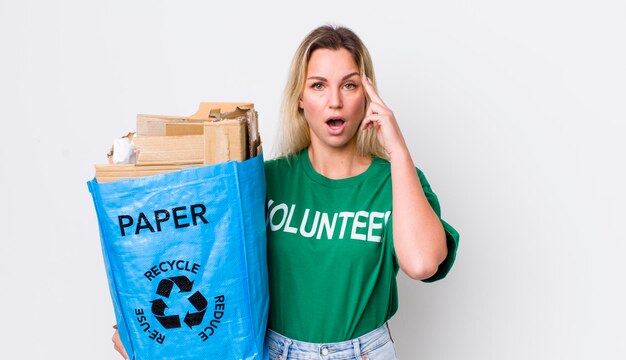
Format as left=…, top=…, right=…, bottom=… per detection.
left=1, top=1, right=624, bottom=359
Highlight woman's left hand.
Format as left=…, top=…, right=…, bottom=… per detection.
left=360, top=74, right=408, bottom=158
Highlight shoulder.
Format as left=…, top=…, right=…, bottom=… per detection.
left=373, top=156, right=432, bottom=187
left=264, top=154, right=300, bottom=178
left=370, top=156, right=390, bottom=172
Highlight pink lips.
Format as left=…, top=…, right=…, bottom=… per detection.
left=326, top=117, right=346, bottom=135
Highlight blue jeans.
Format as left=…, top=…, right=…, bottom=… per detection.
left=266, top=323, right=399, bottom=360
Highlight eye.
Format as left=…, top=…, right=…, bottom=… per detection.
left=344, top=82, right=357, bottom=90
left=311, top=82, right=324, bottom=90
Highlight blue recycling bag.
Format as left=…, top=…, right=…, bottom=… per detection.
left=87, top=154, right=268, bottom=360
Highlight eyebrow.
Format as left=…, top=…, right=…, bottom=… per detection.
left=307, top=72, right=360, bottom=81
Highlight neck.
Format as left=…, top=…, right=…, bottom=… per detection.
left=307, top=143, right=371, bottom=180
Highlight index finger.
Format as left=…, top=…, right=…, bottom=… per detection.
left=361, top=74, right=385, bottom=106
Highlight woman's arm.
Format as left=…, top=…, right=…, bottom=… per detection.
left=388, top=149, right=447, bottom=279
left=361, top=75, right=448, bottom=280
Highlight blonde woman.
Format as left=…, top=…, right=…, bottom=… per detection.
left=262, top=25, right=458, bottom=360
left=113, top=25, right=459, bottom=359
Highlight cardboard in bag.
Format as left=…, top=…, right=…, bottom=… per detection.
left=136, top=102, right=254, bottom=136
left=95, top=102, right=261, bottom=182
left=94, top=164, right=189, bottom=182
left=133, top=135, right=204, bottom=165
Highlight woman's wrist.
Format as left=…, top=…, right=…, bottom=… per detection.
left=387, top=142, right=412, bottom=164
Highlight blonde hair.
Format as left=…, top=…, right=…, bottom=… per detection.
left=275, top=25, right=387, bottom=159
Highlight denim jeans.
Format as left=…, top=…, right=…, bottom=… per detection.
left=266, top=323, right=398, bottom=360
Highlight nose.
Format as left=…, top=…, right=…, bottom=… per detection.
left=327, top=87, right=343, bottom=109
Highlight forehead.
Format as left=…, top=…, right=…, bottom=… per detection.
left=306, top=48, right=359, bottom=77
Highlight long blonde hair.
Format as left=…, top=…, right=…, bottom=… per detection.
left=275, top=25, right=387, bottom=159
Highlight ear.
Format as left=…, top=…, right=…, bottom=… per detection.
left=298, top=97, right=303, bottom=109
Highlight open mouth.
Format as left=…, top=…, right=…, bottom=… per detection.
left=326, top=117, right=346, bottom=129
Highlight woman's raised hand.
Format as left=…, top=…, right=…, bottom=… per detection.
left=360, top=74, right=408, bottom=159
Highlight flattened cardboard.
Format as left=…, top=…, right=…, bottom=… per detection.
left=245, top=109, right=260, bottom=158
left=133, top=135, right=204, bottom=165
left=96, top=102, right=262, bottom=182
left=203, top=119, right=247, bottom=165
left=190, top=102, right=253, bottom=120
left=137, top=102, right=254, bottom=136
left=95, top=164, right=192, bottom=183
left=136, top=114, right=199, bottom=137
left=165, top=123, right=204, bottom=136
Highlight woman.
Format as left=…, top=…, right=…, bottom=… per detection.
left=114, top=25, right=459, bottom=359
left=263, top=25, right=458, bottom=360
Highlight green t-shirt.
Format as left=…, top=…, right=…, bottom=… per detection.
left=264, top=149, right=459, bottom=343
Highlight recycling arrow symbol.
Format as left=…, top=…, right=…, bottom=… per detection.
left=150, top=275, right=208, bottom=330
